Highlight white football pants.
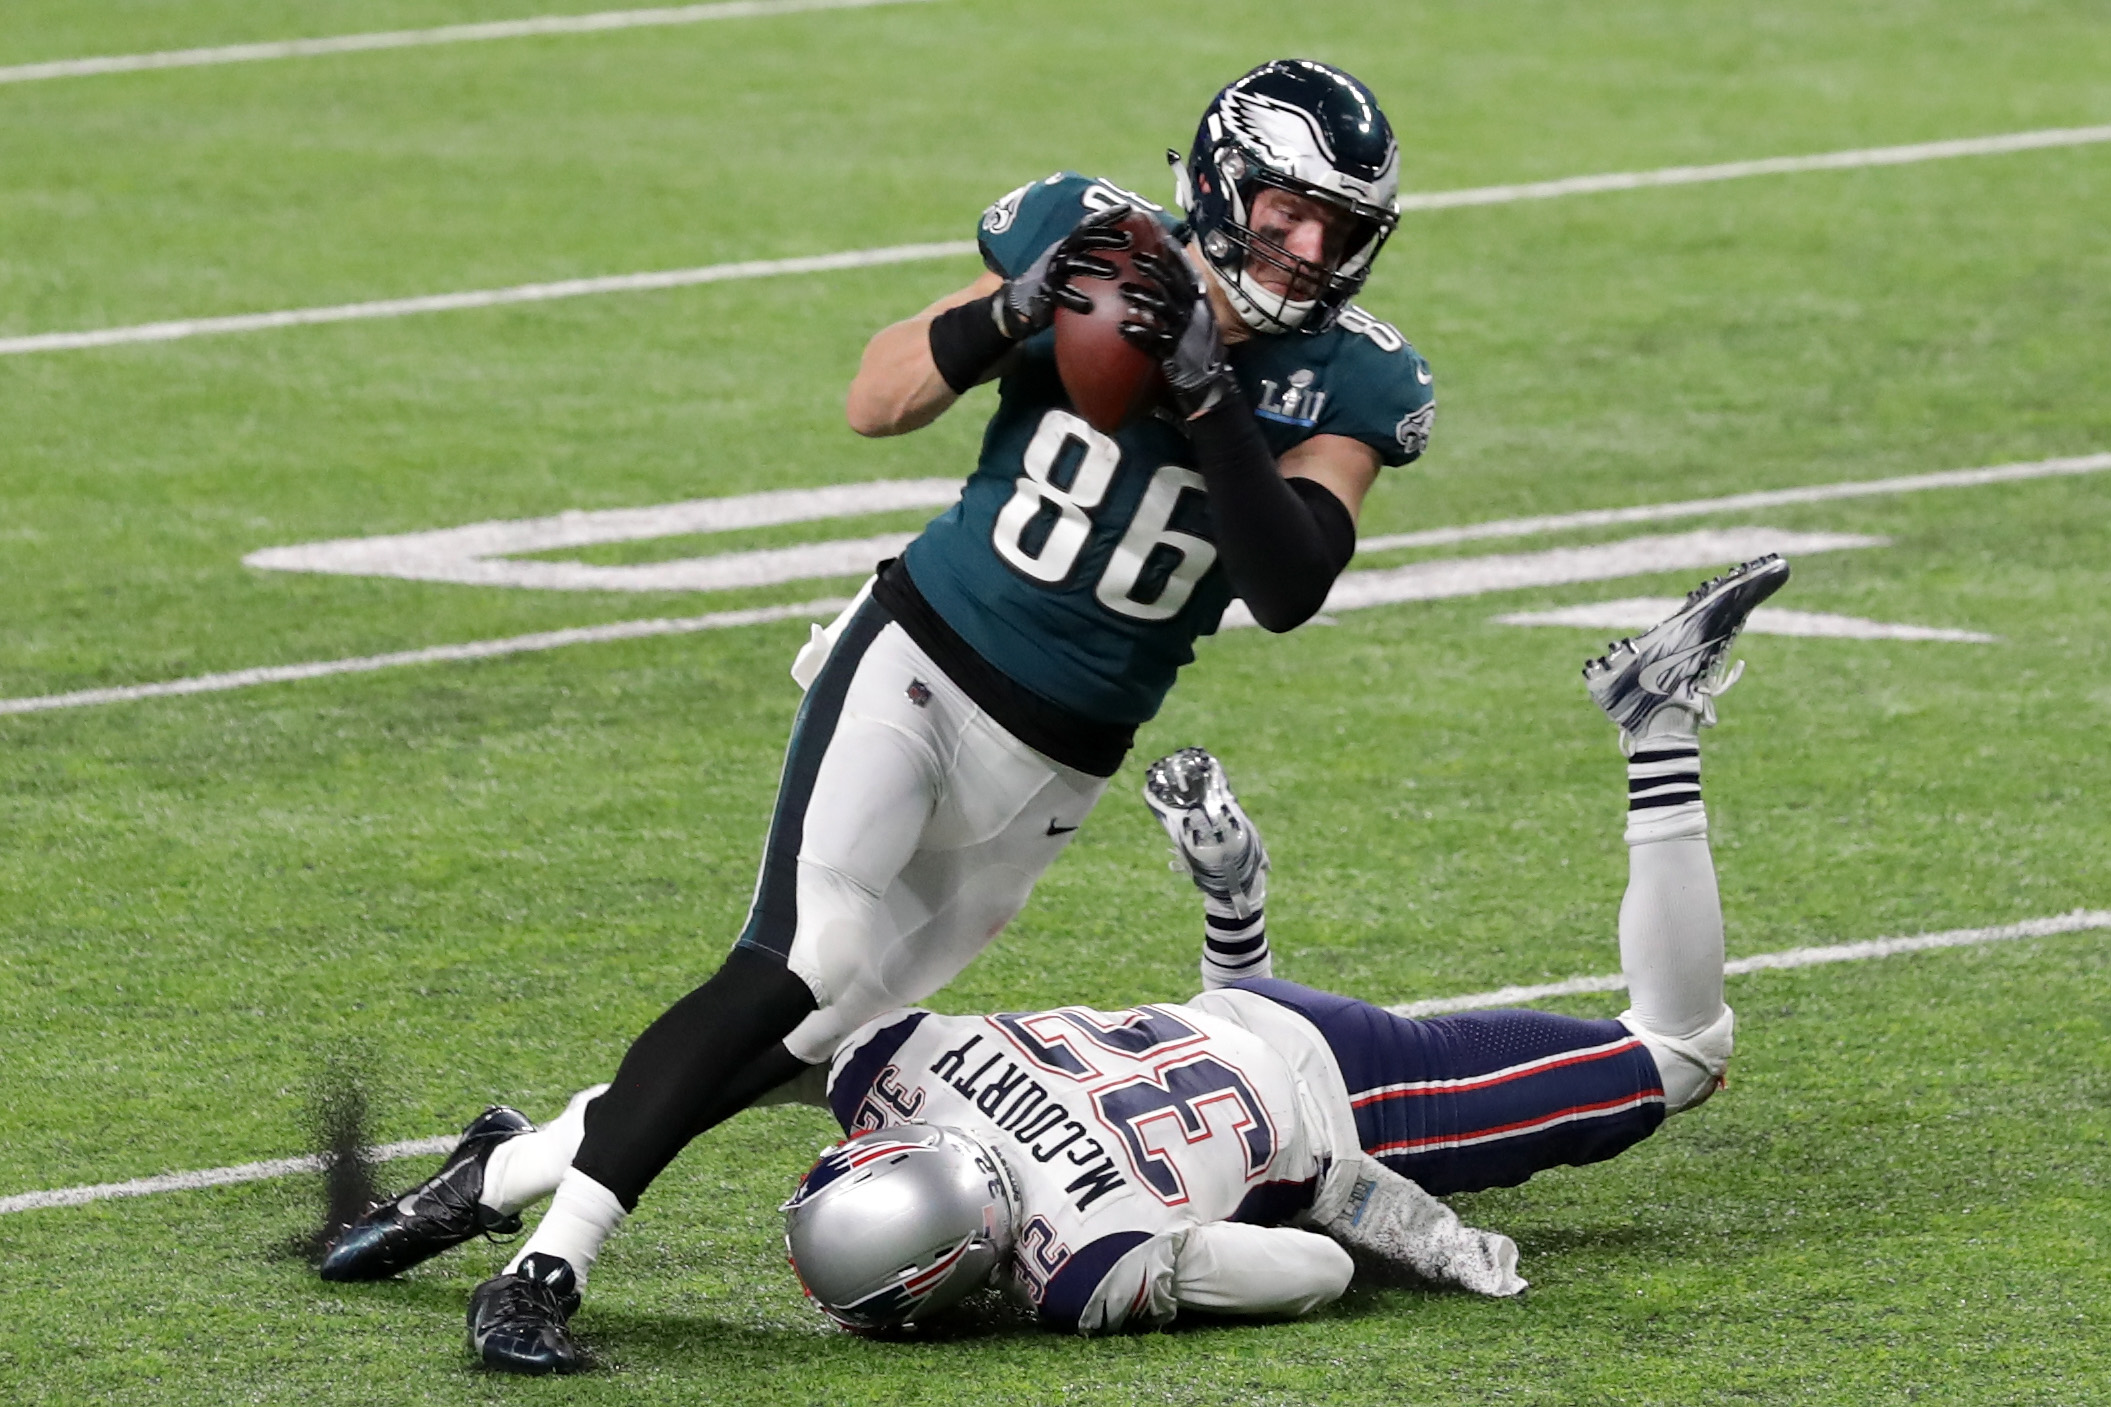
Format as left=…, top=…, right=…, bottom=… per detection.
left=759, top=590, right=1109, bottom=1063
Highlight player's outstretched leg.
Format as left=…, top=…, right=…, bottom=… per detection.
left=460, top=593, right=1108, bottom=1372
left=465, top=963, right=812, bottom=1372
left=318, top=1105, right=533, bottom=1282
left=1582, top=553, right=1788, bottom=750
left=1585, top=553, right=1788, bottom=1112
left=319, top=1086, right=605, bottom=1282
left=1144, top=747, right=1272, bottom=988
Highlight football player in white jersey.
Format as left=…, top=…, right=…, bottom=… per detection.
left=323, top=557, right=1784, bottom=1349
left=781, top=559, right=1779, bottom=1332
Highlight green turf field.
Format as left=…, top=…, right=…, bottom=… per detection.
left=2, top=1, right=2107, bottom=1401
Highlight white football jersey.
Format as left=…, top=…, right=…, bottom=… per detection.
left=826, top=1001, right=1331, bottom=1333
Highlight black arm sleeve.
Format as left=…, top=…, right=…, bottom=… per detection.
left=927, top=294, right=1014, bottom=394
left=1185, top=383, right=1358, bottom=633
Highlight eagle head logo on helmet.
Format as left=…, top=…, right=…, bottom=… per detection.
left=1171, top=59, right=1402, bottom=336
left=781, top=1124, right=1020, bottom=1332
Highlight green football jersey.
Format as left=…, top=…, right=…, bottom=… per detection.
left=898, top=172, right=1436, bottom=726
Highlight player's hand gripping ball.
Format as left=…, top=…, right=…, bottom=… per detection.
left=1050, top=208, right=1175, bottom=433
left=1116, top=239, right=1232, bottom=418
left=996, top=205, right=1129, bottom=338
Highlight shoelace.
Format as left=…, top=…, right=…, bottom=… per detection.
left=401, top=1148, right=522, bottom=1247
left=480, top=1272, right=575, bottom=1327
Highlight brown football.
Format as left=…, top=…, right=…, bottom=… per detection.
left=1052, top=208, right=1170, bottom=434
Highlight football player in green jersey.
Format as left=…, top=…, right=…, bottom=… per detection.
left=320, top=59, right=1440, bottom=1375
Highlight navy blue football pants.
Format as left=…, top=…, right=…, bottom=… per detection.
left=1234, top=978, right=1667, bottom=1194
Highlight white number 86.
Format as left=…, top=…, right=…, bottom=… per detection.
left=991, top=410, right=1218, bottom=622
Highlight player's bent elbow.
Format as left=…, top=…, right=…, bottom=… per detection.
left=846, top=378, right=948, bottom=438
left=1171, top=1224, right=1353, bottom=1320
left=844, top=387, right=907, bottom=438
left=1251, top=604, right=1313, bottom=634
left=1243, top=585, right=1332, bottom=634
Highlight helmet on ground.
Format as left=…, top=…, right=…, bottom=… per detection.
left=781, top=1124, right=1019, bottom=1331
left=1174, top=59, right=1402, bottom=334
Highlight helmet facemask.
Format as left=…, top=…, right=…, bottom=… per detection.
left=1175, top=60, right=1403, bottom=335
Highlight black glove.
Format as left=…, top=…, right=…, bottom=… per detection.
left=1118, top=246, right=1235, bottom=416
left=995, top=204, right=1132, bottom=338
left=1121, top=245, right=1354, bottom=633
left=931, top=207, right=1132, bottom=394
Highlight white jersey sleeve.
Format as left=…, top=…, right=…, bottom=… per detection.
left=1170, top=1223, right=1354, bottom=1316
left=826, top=1002, right=1334, bottom=1334
left=1046, top=1222, right=1354, bottom=1334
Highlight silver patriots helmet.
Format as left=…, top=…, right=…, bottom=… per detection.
left=1174, top=59, right=1402, bottom=334
left=781, top=1124, right=1020, bottom=1332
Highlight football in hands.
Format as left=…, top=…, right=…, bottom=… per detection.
left=1052, top=208, right=1170, bottom=434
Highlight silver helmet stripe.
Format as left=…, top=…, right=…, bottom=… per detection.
left=783, top=1123, right=1018, bottom=1330
left=1221, top=91, right=1400, bottom=207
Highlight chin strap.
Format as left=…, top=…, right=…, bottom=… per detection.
left=1168, top=148, right=1193, bottom=211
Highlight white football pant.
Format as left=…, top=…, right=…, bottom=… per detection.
left=768, top=593, right=1109, bottom=1063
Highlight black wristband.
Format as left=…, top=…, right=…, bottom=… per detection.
left=927, top=294, right=1014, bottom=395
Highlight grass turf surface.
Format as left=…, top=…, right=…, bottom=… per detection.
left=1, top=0, right=2107, bottom=1401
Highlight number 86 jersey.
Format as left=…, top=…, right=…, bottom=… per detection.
left=896, top=172, right=1436, bottom=727
left=826, top=1001, right=1336, bottom=1334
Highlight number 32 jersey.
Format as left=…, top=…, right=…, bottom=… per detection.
left=827, top=1001, right=1337, bottom=1334
left=897, top=173, right=1437, bottom=726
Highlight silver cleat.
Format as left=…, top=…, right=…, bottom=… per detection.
left=1583, top=554, right=1790, bottom=736
left=1142, top=747, right=1268, bottom=919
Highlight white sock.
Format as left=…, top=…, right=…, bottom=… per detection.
left=1619, top=834, right=1725, bottom=1039
left=1201, top=902, right=1271, bottom=988
left=506, top=1169, right=626, bottom=1286
left=1617, top=706, right=1721, bottom=1032
left=480, top=1085, right=607, bottom=1218
left=1614, top=711, right=1732, bottom=1111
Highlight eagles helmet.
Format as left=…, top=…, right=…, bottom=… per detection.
left=1174, top=59, right=1402, bottom=335
left=781, top=1124, right=1020, bottom=1332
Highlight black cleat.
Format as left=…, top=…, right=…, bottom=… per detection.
left=468, top=1253, right=585, bottom=1375
left=318, top=1105, right=532, bottom=1282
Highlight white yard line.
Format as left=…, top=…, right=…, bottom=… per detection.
left=1393, top=125, right=2111, bottom=211
left=241, top=452, right=2107, bottom=597
left=1, top=527, right=1876, bottom=714
left=1218, top=527, right=1882, bottom=631
left=243, top=477, right=963, bottom=592
left=0, top=243, right=978, bottom=357
left=1387, top=908, right=2111, bottom=1018
left=1494, top=597, right=1999, bottom=644
left=1357, top=452, right=2111, bottom=554
left=3, top=908, right=2102, bottom=1217
left=6, top=127, right=2110, bottom=357
left=0, top=0, right=941, bottom=86
left=0, top=1137, right=456, bottom=1216
left=0, top=598, right=850, bottom=716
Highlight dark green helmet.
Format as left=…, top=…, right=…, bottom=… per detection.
left=1174, top=60, right=1401, bottom=334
